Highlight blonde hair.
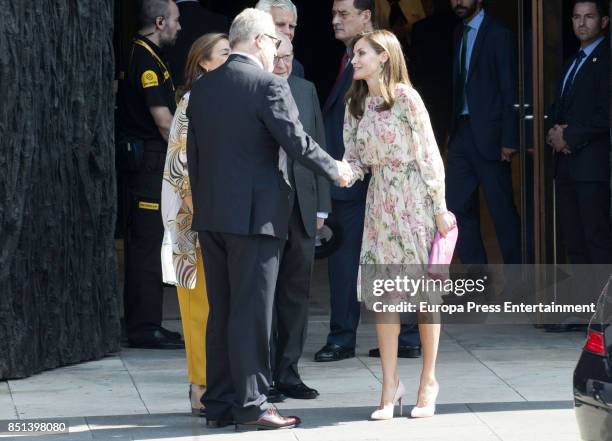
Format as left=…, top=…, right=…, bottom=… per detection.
left=176, top=33, right=228, bottom=101
left=345, top=30, right=411, bottom=120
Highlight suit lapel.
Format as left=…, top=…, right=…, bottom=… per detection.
left=323, top=64, right=353, bottom=114
left=466, top=15, right=490, bottom=83
left=563, top=40, right=608, bottom=107
left=452, top=24, right=462, bottom=88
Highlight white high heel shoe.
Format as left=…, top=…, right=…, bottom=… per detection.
left=370, top=380, right=406, bottom=420
left=410, top=381, right=439, bottom=418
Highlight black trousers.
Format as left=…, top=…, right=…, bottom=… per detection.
left=272, top=202, right=315, bottom=386
left=201, top=231, right=283, bottom=422
left=446, top=119, right=522, bottom=264
left=123, top=149, right=166, bottom=336
left=556, top=179, right=612, bottom=264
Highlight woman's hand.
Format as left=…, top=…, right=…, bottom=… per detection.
left=435, top=211, right=457, bottom=237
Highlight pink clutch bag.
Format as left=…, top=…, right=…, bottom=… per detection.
left=427, top=226, right=458, bottom=278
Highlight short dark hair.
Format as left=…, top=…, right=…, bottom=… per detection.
left=139, top=0, right=172, bottom=28
left=354, top=0, right=376, bottom=25
left=572, top=0, right=610, bottom=17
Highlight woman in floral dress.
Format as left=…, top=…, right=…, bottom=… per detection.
left=342, top=30, right=456, bottom=420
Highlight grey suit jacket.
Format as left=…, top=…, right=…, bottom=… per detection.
left=186, top=54, right=340, bottom=239
left=287, top=75, right=332, bottom=238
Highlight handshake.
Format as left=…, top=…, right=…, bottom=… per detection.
left=335, top=160, right=353, bottom=188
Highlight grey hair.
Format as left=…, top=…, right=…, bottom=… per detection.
left=229, top=8, right=275, bottom=48
left=255, top=0, right=298, bottom=21
left=138, top=0, right=171, bottom=28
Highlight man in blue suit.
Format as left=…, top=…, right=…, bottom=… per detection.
left=315, top=0, right=421, bottom=362
left=446, top=0, right=521, bottom=268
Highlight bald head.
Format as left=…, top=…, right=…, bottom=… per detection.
left=273, top=33, right=294, bottom=78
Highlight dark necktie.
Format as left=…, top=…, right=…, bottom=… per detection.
left=562, top=50, right=586, bottom=98
left=456, top=25, right=470, bottom=116
left=557, top=50, right=586, bottom=122
left=330, top=52, right=350, bottom=94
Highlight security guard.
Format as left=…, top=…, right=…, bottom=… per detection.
left=117, top=0, right=182, bottom=349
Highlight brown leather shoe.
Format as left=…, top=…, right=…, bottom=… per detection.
left=235, top=408, right=301, bottom=431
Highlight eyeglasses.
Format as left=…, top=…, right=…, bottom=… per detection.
left=274, top=53, right=294, bottom=65
left=262, top=33, right=282, bottom=49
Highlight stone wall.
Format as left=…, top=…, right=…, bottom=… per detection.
left=0, top=1, right=120, bottom=379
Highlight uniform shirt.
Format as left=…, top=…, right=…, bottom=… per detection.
left=118, top=36, right=176, bottom=142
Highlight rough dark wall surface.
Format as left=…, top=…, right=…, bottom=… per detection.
left=0, top=1, right=120, bottom=379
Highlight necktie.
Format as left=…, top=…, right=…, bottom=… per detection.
left=562, top=50, right=586, bottom=97
left=557, top=50, right=586, bottom=122
left=456, top=25, right=470, bottom=116
left=329, top=52, right=350, bottom=96
left=336, top=52, right=350, bottom=83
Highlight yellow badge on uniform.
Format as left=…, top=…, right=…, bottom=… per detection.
left=139, top=201, right=159, bottom=210
left=141, top=70, right=159, bottom=88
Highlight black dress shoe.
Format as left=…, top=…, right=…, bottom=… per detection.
left=235, top=408, right=300, bottom=430
left=314, top=344, right=355, bottom=362
left=158, top=326, right=182, bottom=341
left=128, top=329, right=185, bottom=349
left=206, top=417, right=235, bottom=428
left=267, top=386, right=286, bottom=403
left=277, top=382, right=319, bottom=399
left=368, top=345, right=422, bottom=358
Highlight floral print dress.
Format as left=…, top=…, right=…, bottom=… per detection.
left=343, top=84, right=447, bottom=309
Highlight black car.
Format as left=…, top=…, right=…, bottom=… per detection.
left=574, top=276, right=612, bottom=441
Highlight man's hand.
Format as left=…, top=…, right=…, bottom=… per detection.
left=501, top=147, right=517, bottom=162
left=336, top=160, right=352, bottom=187
left=316, top=218, right=325, bottom=230
left=547, top=124, right=569, bottom=153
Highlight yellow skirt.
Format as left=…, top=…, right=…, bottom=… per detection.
left=176, top=247, right=208, bottom=386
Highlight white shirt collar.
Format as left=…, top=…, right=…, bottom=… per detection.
left=231, top=51, right=264, bottom=70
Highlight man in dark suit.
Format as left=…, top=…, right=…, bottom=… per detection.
left=186, top=8, right=349, bottom=430
left=316, top=0, right=422, bottom=363
left=446, top=0, right=521, bottom=267
left=268, top=34, right=330, bottom=400
left=546, top=0, right=612, bottom=330
left=255, top=0, right=306, bottom=78
left=409, top=0, right=460, bottom=147
left=166, top=0, right=229, bottom=87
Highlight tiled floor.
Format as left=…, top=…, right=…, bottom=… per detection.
left=0, top=261, right=587, bottom=440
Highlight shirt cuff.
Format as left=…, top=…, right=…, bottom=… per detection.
left=317, top=212, right=329, bottom=219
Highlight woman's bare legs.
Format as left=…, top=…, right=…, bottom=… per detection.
left=376, top=312, right=401, bottom=407
left=415, top=319, right=440, bottom=410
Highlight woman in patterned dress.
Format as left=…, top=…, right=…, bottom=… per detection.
left=161, top=33, right=230, bottom=416
left=342, top=30, right=456, bottom=420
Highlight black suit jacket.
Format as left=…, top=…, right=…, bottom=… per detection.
left=551, top=39, right=610, bottom=182
left=287, top=75, right=332, bottom=238
left=323, top=60, right=370, bottom=200
left=186, top=55, right=340, bottom=239
left=166, top=1, right=229, bottom=87
left=409, top=13, right=460, bottom=145
left=451, top=13, right=518, bottom=160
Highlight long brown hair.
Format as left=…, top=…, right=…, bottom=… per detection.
left=175, top=32, right=228, bottom=101
left=345, top=30, right=411, bottom=120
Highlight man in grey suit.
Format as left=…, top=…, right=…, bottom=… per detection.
left=269, top=34, right=330, bottom=401
left=186, top=9, right=349, bottom=430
